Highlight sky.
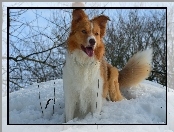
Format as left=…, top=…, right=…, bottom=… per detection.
left=3, top=2, right=169, bottom=56
left=8, top=8, right=166, bottom=55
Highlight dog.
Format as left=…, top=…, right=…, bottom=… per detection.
left=63, top=9, right=152, bottom=122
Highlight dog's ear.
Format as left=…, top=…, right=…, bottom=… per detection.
left=92, top=15, right=110, bottom=37
left=72, top=9, right=88, bottom=23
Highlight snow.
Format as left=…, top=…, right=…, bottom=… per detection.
left=2, top=79, right=174, bottom=131
left=9, top=80, right=65, bottom=124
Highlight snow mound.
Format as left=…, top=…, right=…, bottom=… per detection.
left=8, top=79, right=167, bottom=124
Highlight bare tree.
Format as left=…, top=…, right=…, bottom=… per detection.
left=9, top=9, right=70, bottom=92
left=9, top=9, right=166, bottom=92
left=105, top=9, right=166, bottom=86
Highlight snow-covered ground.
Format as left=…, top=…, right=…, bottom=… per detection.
left=2, top=79, right=174, bottom=131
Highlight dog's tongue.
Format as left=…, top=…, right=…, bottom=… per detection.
left=85, top=47, right=93, bottom=57
left=81, top=45, right=94, bottom=57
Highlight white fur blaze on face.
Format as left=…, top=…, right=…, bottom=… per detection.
left=91, top=22, right=93, bottom=33
left=85, top=22, right=96, bottom=48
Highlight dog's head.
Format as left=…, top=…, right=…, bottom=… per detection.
left=68, top=9, right=110, bottom=60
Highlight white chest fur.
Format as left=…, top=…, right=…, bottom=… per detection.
left=63, top=50, right=104, bottom=122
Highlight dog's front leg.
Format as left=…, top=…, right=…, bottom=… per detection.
left=64, top=92, right=76, bottom=122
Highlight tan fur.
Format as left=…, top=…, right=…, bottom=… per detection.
left=107, top=64, right=124, bottom=101
left=67, top=9, right=152, bottom=103
left=119, top=54, right=152, bottom=89
left=68, top=9, right=109, bottom=60
left=68, top=9, right=90, bottom=53
left=100, top=59, right=109, bottom=99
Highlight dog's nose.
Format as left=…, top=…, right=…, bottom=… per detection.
left=89, top=39, right=96, bottom=46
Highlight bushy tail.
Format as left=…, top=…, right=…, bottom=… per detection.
left=118, top=49, right=153, bottom=89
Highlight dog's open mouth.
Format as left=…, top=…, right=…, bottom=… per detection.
left=81, top=45, right=94, bottom=57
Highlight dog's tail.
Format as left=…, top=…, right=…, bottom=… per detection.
left=118, top=49, right=153, bottom=89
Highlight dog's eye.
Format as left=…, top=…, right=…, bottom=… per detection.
left=95, top=32, right=99, bottom=36
left=82, top=30, right=87, bottom=34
